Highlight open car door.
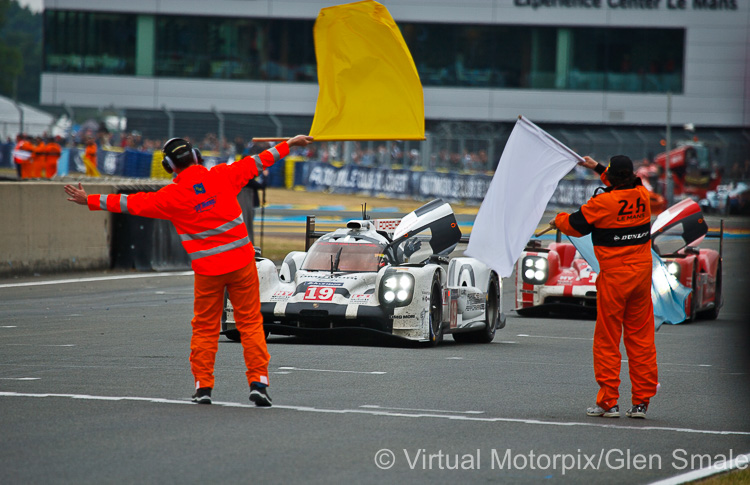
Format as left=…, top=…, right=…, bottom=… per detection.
left=387, top=199, right=462, bottom=264
left=651, top=198, right=708, bottom=256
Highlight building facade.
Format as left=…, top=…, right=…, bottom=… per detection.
left=40, top=0, right=749, bottom=168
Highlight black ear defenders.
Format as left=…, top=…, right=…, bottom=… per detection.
left=162, top=154, right=177, bottom=174
left=162, top=137, right=200, bottom=174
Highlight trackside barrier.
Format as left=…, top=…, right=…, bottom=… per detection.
left=1, top=182, right=114, bottom=276
left=106, top=182, right=191, bottom=271
left=294, top=160, right=602, bottom=207
left=0, top=180, right=197, bottom=276
left=0, top=142, right=12, bottom=168
left=110, top=204, right=190, bottom=272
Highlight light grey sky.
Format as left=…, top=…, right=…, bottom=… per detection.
left=16, top=0, right=43, bottom=12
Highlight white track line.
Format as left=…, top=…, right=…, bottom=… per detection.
left=517, top=334, right=593, bottom=341
left=648, top=452, right=750, bottom=485
left=278, top=366, right=386, bottom=375
left=0, top=271, right=194, bottom=289
left=1, top=391, right=749, bottom=437
left=5, top=344, right=75, bottom=347
left=360, top=404, right=484, bottom=414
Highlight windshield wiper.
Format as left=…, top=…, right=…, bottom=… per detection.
left=331, top=247, right=343, bottom=274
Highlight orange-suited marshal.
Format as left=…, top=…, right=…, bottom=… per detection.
left=64, top=134, right=314, bottom=406
left=553, top=155, right=658, bottom=419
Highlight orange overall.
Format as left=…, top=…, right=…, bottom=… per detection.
left=45, top=141, right=62, bottom=178
left=30, top=142, right=46, bottom=178
left=556, top=169, right=658, bottom=409
left=87, top=142, right=290, bottom=390
left=84, top=142, right=100, bottom=177
left=13, top=140, right=33, bottom=179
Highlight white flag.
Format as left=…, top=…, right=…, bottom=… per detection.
left=465, top=116, right=583, bottom=277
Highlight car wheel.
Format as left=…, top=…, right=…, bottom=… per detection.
left=453, top=273, right=499, bottom=344
left=224, top=329, right=241, bottom=342
left=428, top=273, right=443, bottom=346
left=686, top=260, right=698, bottom=322
left=224, top=327, right=270, bottom=342
left=698, top=261, right=722, bottom=320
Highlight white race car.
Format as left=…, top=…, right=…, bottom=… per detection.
left=222, top=199, right=505, bottom=344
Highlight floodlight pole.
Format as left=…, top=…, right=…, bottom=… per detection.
left=162, top=105, right=174, bottom=140
left=213, top=107, right=225, bottom=158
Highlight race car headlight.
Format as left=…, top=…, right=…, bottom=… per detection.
left=665, top=261, right=681, bottom=280
left=379, top=272, right=415, bottom=307
left=521, top=256, right=548, bottom=285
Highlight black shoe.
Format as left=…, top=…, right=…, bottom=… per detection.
left=249, top=383, right=272, bottom=407
left=192, top=387, right=212, bottom=404
left=626, top=403, right=648, bottom=418
left=586, top=404, right=620, bottom=418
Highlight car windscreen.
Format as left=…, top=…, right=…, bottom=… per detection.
left=301, top=241, right=386, bottom=272
left=652, top=222, right=691, bottom=255
left=395, top=233, right=435, bottom=264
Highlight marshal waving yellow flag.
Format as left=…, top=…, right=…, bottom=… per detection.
left=309, top=0, right=425, bottom=141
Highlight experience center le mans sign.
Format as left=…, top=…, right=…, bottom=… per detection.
left=514, top=0, right=737, bottom=10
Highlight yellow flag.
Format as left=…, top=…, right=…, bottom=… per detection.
left=309, top=0, right=425, bottom=141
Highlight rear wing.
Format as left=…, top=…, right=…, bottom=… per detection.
left=305, top=215, right=324, bottom=251
left=303, top=213, right=470, bottom=251
left=705, top=220, right=724, bottom=261
left=303, top=215, right=404, bottom=251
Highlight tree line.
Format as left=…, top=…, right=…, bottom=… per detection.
left=0, top=0, right=41, bottom=105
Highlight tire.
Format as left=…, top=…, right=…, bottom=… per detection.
left=224, top=329, right=241, bottom=342
left=223, top=327, right=270, bottom=342
left=686, top=260, right=698, bottom=323
left=698, top=261, right=722, bottom=320
left=427, top=273, right=443, bottom=346
left=453, top=273, right=499, bottom=344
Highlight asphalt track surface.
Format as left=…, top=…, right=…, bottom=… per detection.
left=2, top=216, right=749, bottom=484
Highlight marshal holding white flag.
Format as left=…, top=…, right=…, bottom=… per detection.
left=467, top=116, right=673, bottom=419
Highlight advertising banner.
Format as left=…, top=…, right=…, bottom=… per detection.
left=300, top=161, right=602, bottom=207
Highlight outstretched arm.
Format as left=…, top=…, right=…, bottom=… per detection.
left=64, top=183, right=88, bottom=205
left=229, top=134, right=314, bottom=190
left=287, top=134, right=314, bottom=148
left=65, top=182, right=170, bottom=219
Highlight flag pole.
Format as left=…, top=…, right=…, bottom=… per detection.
left=251, top=137, right=426, bottom=142
left=534, top=224, right=555, bottom=238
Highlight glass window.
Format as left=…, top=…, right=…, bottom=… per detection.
left=44, top=10, right=685, bottom=94
left=44, top=11, right=136, bottom=74
left=400, top=22, right=683, bottom=93
left=302, top=241, right=386, bottom=272
left=570, top=27, right=684, bottom=93
left=154, top=15, right=316, bottom=81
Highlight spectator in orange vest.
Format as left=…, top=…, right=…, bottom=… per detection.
left=83, top=137, right=100, bottom=177
left=65, top=134, right=314, bottom=406
left=44, top=136, right=63, bottom=178
left=552, top=155, right=658, bottom=419
left=12, top=134, right=33, bottom=179
left=30, top=136, right=46, bottom=178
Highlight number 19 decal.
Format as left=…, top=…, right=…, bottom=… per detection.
left=303, top=286, right=335, bottom=301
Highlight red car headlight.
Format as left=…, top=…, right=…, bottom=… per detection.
left=521, top=256, right=549, bottom=285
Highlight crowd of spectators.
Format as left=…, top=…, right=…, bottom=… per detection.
left=4, top=126, right=750, bottom=182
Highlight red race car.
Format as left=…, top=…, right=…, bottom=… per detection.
left=515, top=198, right=723, bottom=322
left=651, top=198, right=723, bottom=321
left=514, top=236, right=598, bottom=317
